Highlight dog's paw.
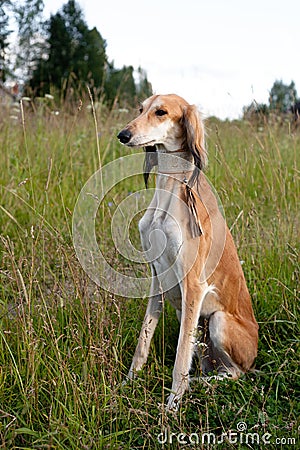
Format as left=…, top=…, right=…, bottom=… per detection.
left=165, top=393, right=181, bottom=414
left=121, top=378, right=129, bottom=387
left=190, top=371, right=235, bottom=386
left=121, top=368, right=138, bottom=387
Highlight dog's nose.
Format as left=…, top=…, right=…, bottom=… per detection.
left=117, top=129, right=132, bottom=144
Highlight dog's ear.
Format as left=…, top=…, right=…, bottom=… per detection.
left=143, top=146, right=157, bottom=188
left=182, top=105, right=207, bottom=187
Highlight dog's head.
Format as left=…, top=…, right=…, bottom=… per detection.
left=117, top=94, right=207, bottom=187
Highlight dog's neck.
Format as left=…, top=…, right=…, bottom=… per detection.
left=157, top=149, right=194, bottom=175
left=155, top=147, right=202, bottom=238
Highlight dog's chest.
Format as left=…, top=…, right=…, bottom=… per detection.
left=139, top=209, right=184, bottom=266
left=138, top=185, right=193, bottom=301
left=140, top=211, right=184, bottom=304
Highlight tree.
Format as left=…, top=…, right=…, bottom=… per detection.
left=243, top=102, right=269, bottom=122
left=35, top=0, right=89, bottom=94
left=12, top=0, right=45, bottom=82
left=27, top=0, right=151, bottom=106
left=269, top=80, right=297, bottom=113
left=0, top=1, right=12, bottom=83
left=79, top=27, right=107, bottom=91
left=29, top=0, right=108, bottom=97
left=104, top=64, right=136, bottom=106
left=136, top=67, right=152, bottom=100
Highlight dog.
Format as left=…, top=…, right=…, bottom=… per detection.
left=117, top=94, right=258, bottom=411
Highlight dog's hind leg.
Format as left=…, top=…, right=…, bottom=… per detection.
left=205, top=310, right=258, bottom=378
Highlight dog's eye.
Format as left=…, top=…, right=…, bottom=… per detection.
left=155, top=109, right=167, bottom=116
left=139, top=107, right=143, bottom=114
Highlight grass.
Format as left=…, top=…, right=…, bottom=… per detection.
left=0, top=95, right=299, bottom=449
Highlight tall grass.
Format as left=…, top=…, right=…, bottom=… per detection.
left=0, top=96, right=299, bottom=449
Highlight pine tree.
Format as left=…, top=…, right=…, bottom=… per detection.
left=29, top=0, right=107, bottom=97
left=104, top=65, right=137, bottom=106
left=136, top=67, right=152, bottom=100
left=84, top=27, right=107, bottom=91
left=269, top=80, right=298, bottom=113
left=13, top=0, right=45, bottom=82
left=0, top=1, right=12, bottom=83
left=27, top=0, right=151, bottom=106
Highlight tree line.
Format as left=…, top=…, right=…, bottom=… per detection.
left=1, top=1, right=298, bottom=117
left=243, top=80, right=300, bottom=121
left=0, top=0, right=152, bottom=106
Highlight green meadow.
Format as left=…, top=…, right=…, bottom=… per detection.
left=0, top=97, right=299, bottom=449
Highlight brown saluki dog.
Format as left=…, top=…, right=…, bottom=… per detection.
left=117, top=94, right=258, bottom=411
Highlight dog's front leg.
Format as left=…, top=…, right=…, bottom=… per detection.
left=127, top=276, right=162, bottom=381
left=167, top=279, right=205, bottom=411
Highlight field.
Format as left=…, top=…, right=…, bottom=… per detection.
left=0, top=96, right=299, bottom=449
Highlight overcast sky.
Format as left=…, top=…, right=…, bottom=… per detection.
left=44, top=0, right=299, bottom=119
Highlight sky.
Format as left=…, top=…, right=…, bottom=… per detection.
left=43, top=0, right=299, bottom=119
